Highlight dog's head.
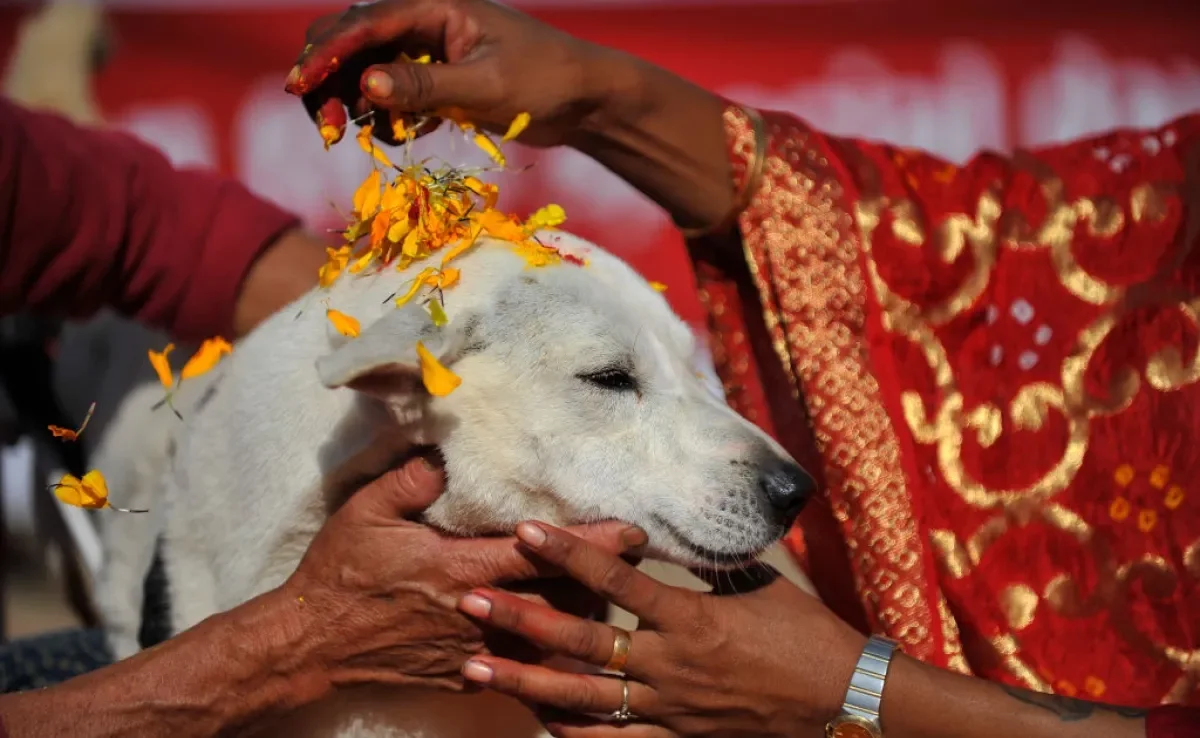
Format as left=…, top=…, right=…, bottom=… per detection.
left=316, top=233, right=813, bottom=567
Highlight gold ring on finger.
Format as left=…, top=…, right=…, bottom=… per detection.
left=604, top=626, right=632, bottom=673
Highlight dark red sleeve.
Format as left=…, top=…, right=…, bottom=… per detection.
left=1148, top=706, right=1200, bottom=738
left=0, top=96, right=302, bottom=341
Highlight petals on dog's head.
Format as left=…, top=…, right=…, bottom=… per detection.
left=316, top=303, right=464, bottom=400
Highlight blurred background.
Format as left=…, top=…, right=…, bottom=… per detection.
left=1, top=0, right=1198, bottom=643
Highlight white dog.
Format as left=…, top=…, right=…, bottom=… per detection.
left=94, top=230, right=812, bottom=738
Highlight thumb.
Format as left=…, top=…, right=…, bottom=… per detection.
left=351, top=454, right=446, bottom=520
left=361, top=61, right=495, bottom=115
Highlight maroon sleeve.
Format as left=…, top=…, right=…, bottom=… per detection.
left=1147, top=706, right=1200, bottom=738
left=0, top=96, right=302, bottom=341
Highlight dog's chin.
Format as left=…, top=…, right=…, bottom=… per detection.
left=642, top=515, right=780, bottom=570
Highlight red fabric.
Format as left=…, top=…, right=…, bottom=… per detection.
left=703, top=103, right=1200, bottom=704
left=0, top=96, right=301, bottom=340
left=1148, top=706, right=1200, bottom=738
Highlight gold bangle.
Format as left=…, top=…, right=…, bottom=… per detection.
left=678, top=105, right=766, bottom=240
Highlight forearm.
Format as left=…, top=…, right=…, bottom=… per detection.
left=572, top=50, right=733, bottom=233
left=231, top=227, right=327, bottom=338
left=0, top=589, right=325, bottom=738
left=881, top=655, right=1145, bottom=738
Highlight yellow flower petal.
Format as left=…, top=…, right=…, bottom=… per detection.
left=180, top=338, right=233, bottom=382
left=526, top=203, right=566, bottom=231
left=416, top=341, right=462, bottom=397
left=428, top=301, right=449, bottom=327
left=354, top=170, right=382, bottom=217
left=395, top=267, right=438, bottom=306
left=502, top=112, right=531, bottom=143
left=356, top=125, right=394, bottom=169
left=441, top=223, right=484, bottom=266
left=475, top=209, right=527, bottom=242
left=320, top=125, right=342, bottom=150
left=649, top=281, right=668, bottom=293
left=326, top=309, right=361, bottom=338
left=473, top=133, right=505, bottom=168
left=148, top=344, right=175, bottom=390
left=52, top=470, right=109, bottom=510
left=437, top=267, right=461, bottom=289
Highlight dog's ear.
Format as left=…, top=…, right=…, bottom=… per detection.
left=315, top=304, right=467, bottom=400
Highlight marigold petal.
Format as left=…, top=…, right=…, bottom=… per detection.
left=148, top=344, right=175, bottom=389
left=437, top=267, right=461, bottom=289
left=354, top=170, right=382, bottom=217
left=415, top=341, right=462, bottom=397
left=320, top=124, right=342, bottom=150
left=473, top=133, right=505, bottom=168
left=52, top=470, right=110, bottom=510
left=326, top=309, right=361, bottom=338
left=649, top=281, right=668, bottom=293
left=526, top=203, right=566, bottom=231
left=180, top=338, right=233, bottom=382
left=502, top=112, right=531, bottom=143
left=396, top=267, right=437, bottom=306
left=427, top=301, right=449, bottom=327
left=356, top=125, right=394, bottom=168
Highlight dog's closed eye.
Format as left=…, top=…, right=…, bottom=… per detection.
left=577, top=367, right=638, bottom=392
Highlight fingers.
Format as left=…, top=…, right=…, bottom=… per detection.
left=287, top=1, right=435, bottom=96
left=348, top=454, right=445, bottom=519
left=514, top=523, right=671, bottom=623
left=359, top=59, right=496, bottom=115
left=461, top=657, right=657, bottom=719
left=458, top=589, right=655, bottom=674
left=456, top=522, right=647, bottom=585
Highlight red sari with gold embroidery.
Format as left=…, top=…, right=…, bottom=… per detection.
left=693, top=105, right=1200, bottom=716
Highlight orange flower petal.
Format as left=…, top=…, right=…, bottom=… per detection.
left=180, top=338, right=233, bottom=382
left=326, top=309, right=361, bottom=338
left=148, top=343, right=175, bottom=389
left=502, top=112, right=531, bottom=143
left=416, top=341, right=462, bottom=397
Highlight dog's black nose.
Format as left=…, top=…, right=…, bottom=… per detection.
left=758, top=459, right=814, bottom=525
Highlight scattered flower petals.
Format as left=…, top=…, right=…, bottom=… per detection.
left=526, top=204, right=566, bottom=231
left=320, top=125, right=342, bottom=150
left=503, top=112, right=531, bottom=143
left=650, top=281, right=668, bottom=292
left=148, top=344, right=175, bottom=390
left=49, top=401, right=96, bottom=442
left=50, top=470, right=147, bottom=513
left=180, top=338, right=233, bottom=382
left=326, top=309, right=361, bottom=338
left=357, top=125, right=394, bottom=169
left=427, top=300, right=449, bottom=327
left=474, top=133, right=505, bottom=168
left=416, top=341, right=462, bottom=397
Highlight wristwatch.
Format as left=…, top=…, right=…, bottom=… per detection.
left=825, top=635, right=900, bottom=738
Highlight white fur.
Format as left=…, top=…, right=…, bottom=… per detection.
left=97, top=232, right=802, bottom=737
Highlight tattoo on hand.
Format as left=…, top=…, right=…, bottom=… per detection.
left=1000, top=685, right=1147, bottom=722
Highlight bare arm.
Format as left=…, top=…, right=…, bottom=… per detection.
left=882, top=654, right=1146, bottom=738
left=0, top=590, right=318, bottom=738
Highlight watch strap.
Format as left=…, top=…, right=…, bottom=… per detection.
left=842, top=635, right=899, bottom=724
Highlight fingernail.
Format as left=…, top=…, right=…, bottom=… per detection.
left=419, top=450, right=445, bottom=473
left=516, top=522, right=547, bottom=547
left=363, top=69, right=394, bottom=99
left=459, top=593, right=492, bottom=619
left=284, top=65, right=302, bottom=89
left=462, top=660, right=493, bottom=683
left=621, top=526, right=649, bottom=549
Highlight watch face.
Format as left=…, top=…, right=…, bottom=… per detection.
left=827, top=715, right=880, bottom=738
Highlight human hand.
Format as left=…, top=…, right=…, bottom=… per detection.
left=454, top=522, right=867, bottom=738
left=279, top=457, right=647, bottom=695
left=283, top=0, right=635, bottom=148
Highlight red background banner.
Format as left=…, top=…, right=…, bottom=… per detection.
left=2, top=0, right=1199, bottom=334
